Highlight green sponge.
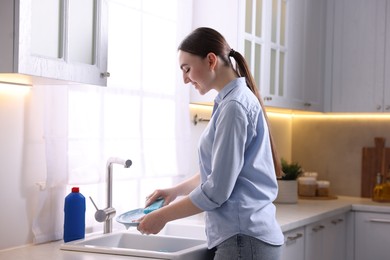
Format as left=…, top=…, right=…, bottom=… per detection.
left=143, top=198, right=164, bottom=214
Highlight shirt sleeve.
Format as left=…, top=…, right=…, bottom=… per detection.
left=189, top=101, right=250, bottom=211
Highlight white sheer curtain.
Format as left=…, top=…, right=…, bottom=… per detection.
left=32, top=0, right=192, bottom=243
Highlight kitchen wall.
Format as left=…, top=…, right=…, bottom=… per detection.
left=292, top=115, right=390, bottom=197
left=189, top=106, right=390, bottom=198
left=0, top=87, right=46, bottom=250
left=0, top=92, right=27, bottom=249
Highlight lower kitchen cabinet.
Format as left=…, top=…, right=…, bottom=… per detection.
left=354, top=211, right=390, bottom=260
left=305, top=220, right=326, bottom=260
left=305, top=213, right=347, bottom=260
left=281, top=227, right=305, bottom=260
left=322, top=214, right=347, bottom=260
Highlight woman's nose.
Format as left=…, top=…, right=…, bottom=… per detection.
left=183, top=74, right=191, bottom=84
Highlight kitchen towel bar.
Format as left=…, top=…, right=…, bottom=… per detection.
left=193, top=114, right=210, bottom=125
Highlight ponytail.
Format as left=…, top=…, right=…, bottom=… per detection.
left=229, top=49, right=283, bottom=178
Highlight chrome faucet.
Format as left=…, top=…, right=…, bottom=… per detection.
left=90, top=157, right=132, bottom=234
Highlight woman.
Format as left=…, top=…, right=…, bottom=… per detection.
left=137, top=27, right=284, bottom=259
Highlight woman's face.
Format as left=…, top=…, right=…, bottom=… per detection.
left=178, top=50, right=216, bottom=95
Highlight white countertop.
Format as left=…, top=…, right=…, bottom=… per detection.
left=276, top=196, right=390, bottom=232
left=1, top=196, right=389, bottom=260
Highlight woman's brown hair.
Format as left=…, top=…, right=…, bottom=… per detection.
left=178, top=27, right=282, bottom=178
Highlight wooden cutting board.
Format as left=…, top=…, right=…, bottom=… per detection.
left=361, top=137, right=390, bottom=198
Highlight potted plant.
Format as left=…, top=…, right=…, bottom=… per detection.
left=275, top=158, right=303, bottom=204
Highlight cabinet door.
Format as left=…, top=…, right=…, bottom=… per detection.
left=284, top=0, right=326, bottom=111
left=384, top=2, right=390, bottom=111
left=239, top=0, right=326, bottom=111
left=355, top=212, right=390, bottom=260
left=305, top=213, right=348, bottom=260
left=15, top=0, right=108, bottom=86
left=305, top=221, right=326, bottom=260
left=331, top=0, right=386, bottom=112
left=242, top=0, right=289, bottom=109
left=323, top=214, right=347, bottom=260
left=0, top=0, right=14, bottom=72
left=302, top=0, right=326, bottom=112
left=282, top=0, right=305, bottom=110
left=281, top=227, right=305, bottom=260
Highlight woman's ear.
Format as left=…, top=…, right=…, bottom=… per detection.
left=206, top=52, right=218, bottom=70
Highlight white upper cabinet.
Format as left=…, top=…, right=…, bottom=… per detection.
left=189, top=0, right=326, bottom=111
left=0, top=0, right=108, bottom=86
left=329, top=0, right=390, bottom=112
left=300, top=0, right=327, bottom=111
left=243, top=0, right=326, bottom=111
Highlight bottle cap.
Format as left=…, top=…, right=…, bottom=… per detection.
left=72, top=187, right=80, bottom=193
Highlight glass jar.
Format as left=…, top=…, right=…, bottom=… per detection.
left=298, top=177, right=317, bottom=197
left=316, top=180, right=330, bottom=197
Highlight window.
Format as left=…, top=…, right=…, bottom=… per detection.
left=66, top=0, right=189, bottom=232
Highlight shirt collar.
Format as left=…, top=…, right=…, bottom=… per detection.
left=214, top=77, right=246, bottom=105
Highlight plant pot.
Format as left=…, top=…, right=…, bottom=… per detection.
left=275, top=180, right=298, bottom=204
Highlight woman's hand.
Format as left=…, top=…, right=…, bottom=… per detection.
left=137, top=196, right=203, bottom=235
left=145, top=172, right=200, bottom=207
left=137, top=173, right=202, bottom=235
left=136, top=210, right=167, bottom=235
left=145, top=188, right=178, bottom=208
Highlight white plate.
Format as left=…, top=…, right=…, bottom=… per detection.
left=116, top=208, right=145, bottom=229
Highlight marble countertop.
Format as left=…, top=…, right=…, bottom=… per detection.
left=1, top=196, right=389, bottom=260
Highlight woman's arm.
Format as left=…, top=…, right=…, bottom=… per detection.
left=138, top=196, right=202, bottom=235
left=145, top=172, right=200, bottom=207
left=174, top=172, right=201, bottom=195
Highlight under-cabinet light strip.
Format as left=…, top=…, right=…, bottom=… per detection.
left=0, top=83, right=31, bottom=95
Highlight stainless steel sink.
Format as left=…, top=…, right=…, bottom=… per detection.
left=60, top=222, right=209, bottom=260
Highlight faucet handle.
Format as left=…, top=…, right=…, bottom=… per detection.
left=89, top=196, right=100, bottom=211
left=89, top=196, right=116, bottom=223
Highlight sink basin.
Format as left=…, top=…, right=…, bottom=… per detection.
left=60, top=222, right=209, bottom=260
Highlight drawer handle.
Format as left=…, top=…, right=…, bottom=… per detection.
left=312, top=225, right=325, bottom=232
left=331, top=218, right=344, bottom=225
left=286, top=233, right=303, bottom=242
left=369, top=219, right=390, bottom=224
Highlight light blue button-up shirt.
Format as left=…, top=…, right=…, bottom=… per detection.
left=189, top=77, right=284, bottom=249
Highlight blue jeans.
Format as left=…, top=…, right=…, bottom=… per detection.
left=210, top=234, right=282, bottom=260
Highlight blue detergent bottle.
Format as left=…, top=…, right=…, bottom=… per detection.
left=63, top=187, right=86, bottom=242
